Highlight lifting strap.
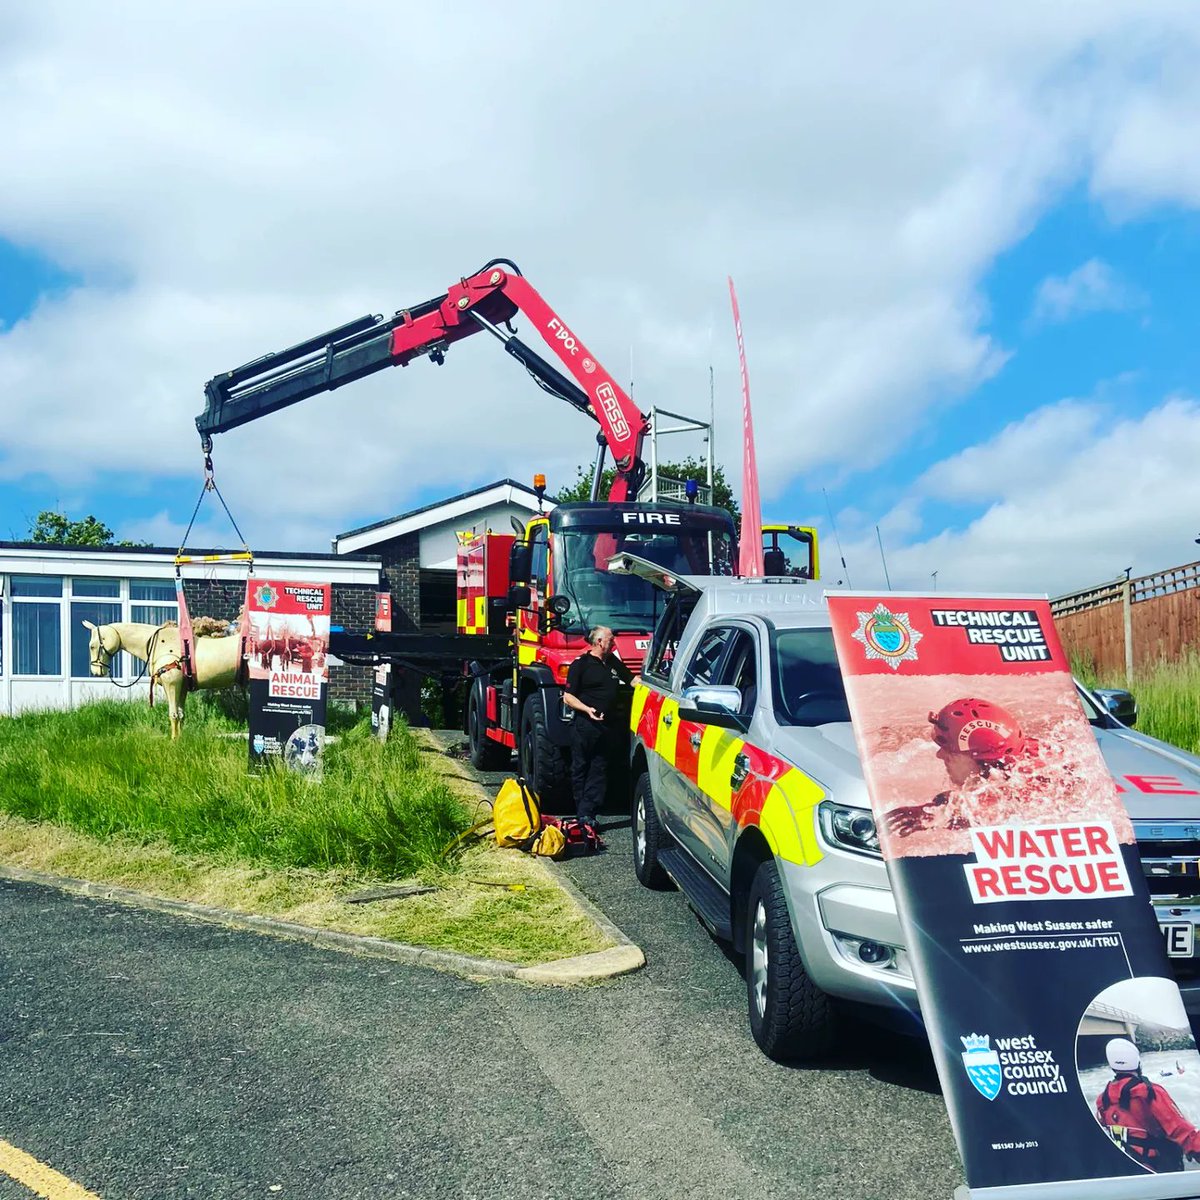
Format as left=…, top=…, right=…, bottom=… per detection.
left=175, top=451, right=254, bottom=686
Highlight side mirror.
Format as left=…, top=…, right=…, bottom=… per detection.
left=1095, top=687, right=1138, bottom=727
left=679, top=684, right=747, bottom=731
left=507, top=585, right=532, bottom=611
left=509, top=541, right=533, bottom=585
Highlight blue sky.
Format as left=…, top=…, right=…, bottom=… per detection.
left=3, top=4, right=1200, bottom=595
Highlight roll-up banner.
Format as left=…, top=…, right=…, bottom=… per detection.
left=244, top=578, right=331, bottom=775
left=371, top=663, right=392, bottom=742
left=827, top=593, right=1200, bottom=1200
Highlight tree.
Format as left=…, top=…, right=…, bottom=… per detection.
left=29, top=511, right=117, bottom=546
left=27, top=511, right=147, bottom=547
left=555, top=455, right=741, bottom=523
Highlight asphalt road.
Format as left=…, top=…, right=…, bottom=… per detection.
left=0, top=740, right=963, bottom=1200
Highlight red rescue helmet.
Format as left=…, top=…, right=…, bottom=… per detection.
left=928, top=698, right=1026, bottom=762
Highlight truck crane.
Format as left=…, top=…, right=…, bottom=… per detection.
left=195, top=258, right=807, bottom=805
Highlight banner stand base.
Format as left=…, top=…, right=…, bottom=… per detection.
left=954, top=1177, right=1200, bottom=1199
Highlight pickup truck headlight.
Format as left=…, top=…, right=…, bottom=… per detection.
left=819, top=802, right=882, bottom=857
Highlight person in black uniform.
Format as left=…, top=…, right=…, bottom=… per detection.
left=563, top=625, right=639, bottom=847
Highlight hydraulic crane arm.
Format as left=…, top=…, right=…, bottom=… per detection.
left=195, top=258, right=650, bottom=502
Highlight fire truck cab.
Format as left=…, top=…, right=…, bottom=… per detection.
left=462, top=500, right=737, bottom=804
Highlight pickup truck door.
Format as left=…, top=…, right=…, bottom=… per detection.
left=676, top=626, right=761, bottom=888
left=666, top=624, right=749, bottom=886
left=652, top=625, right=734, bottom=846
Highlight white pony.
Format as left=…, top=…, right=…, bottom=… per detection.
left=84, top=620, right=242, bottom=738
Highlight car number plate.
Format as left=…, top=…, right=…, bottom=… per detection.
left=1163, top=922, right=1195, bottom=958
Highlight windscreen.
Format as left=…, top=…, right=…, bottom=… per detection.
left=771, top=627, right=852, bottom=727
left=554, top=521, right=734, bottom=635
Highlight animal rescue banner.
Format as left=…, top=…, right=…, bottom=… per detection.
left=828, top=593, right=1200, bottom=1200
left=244, top=578, right=331, bottom=774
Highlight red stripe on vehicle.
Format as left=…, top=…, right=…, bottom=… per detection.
left=674, top=718, right=703, bottom=782
left=638, top=690, right=665, bottom=746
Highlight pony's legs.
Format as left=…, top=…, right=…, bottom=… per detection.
left=164, top=677, right=185, bottom=739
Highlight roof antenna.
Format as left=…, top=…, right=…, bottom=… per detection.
left=875, top=524, right=893, bottom=591
left=822, top=488, right=852, bottom=587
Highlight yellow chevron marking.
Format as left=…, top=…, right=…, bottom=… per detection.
left=518, top=643, right=536, bottom=666
left=474, top=596, right=486, bottom=628
left=656, top=697, right=681, bottom=766
left=0, top=1138, right=102, bottom=1199
left=760, top=766, right=826, bottom=866
left=695, top=726, right=744, bottom=812
left=630, top=685, right=649, bottom=733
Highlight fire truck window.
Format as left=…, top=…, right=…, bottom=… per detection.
left=682, top=626, right=734, bottom=690
left=529, top=526, right=549, bottom=590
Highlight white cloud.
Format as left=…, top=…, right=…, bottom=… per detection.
left=856, top=396, right=1200, bottom=595
left=1, top=4, right=1200, bottom=548
left=917, top=399, right=1105, bottom=503
left=1030, top=259, right=1146, bottom=324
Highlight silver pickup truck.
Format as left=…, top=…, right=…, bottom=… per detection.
left=626, top=572, right=1200, bottom=1062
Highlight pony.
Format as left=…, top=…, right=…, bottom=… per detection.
left=84, top=619, right=243, bottom=739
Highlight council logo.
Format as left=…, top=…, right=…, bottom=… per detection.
left=851, top=604, right=922, bottom=669
left=961, top=1033, right=1002, bottom=1101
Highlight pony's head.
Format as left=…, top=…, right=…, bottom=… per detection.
left=82, top=620, right=120, bottom=677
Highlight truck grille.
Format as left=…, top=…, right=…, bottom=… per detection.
left=1134, top=823, right=1200, bottom=902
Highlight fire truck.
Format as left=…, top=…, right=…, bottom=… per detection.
left=195, top=258, right=818, bottom=804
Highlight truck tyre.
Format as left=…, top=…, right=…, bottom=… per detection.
left=468, top=681, right=509, bottom=772
left=632, top=771, right=672, bottom=889
left=745, top=859, right=834, bottom=1062
left=520, top=697, right=571, bottom=812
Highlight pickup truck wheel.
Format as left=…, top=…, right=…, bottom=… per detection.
left=468, top=682, right=509, bottom=772
left=745, top=859, right=834, bottom=1061
left=520, top=698, right=571, bottom=812
left=632, top=772, right=672, bottom=889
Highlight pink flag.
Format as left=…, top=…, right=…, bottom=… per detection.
left=729, top=277, right=764, bottom=576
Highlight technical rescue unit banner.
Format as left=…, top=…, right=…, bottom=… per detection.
left=827, top=593, right=1200, bottom=1200
left=244, top=578, right=331, bottom=774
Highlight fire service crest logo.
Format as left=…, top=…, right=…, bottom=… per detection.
left=253, top=584, right=279, bottom=611
left=961, top=1034, right=1002, bottom=1101
left=851, top=604, right=922, bottom=669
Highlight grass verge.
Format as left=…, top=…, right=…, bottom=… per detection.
left=0, top=702, right=612, bottom=966
left=1074, top=654, right=1200, bottom=755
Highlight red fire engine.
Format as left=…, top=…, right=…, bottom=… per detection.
left=195, top=258, right=815, bottom=804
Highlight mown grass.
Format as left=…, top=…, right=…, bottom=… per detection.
left=1074, top=653, right=1200, bottom=755
left=0, top=699, right=469, bottom=878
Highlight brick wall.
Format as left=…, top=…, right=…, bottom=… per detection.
left=330, top=584, right=375, bottom=705
left=373, top=532, right=420, bottom=630
left=182, top=578, right=375, bottom=707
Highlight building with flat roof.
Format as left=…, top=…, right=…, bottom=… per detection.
left=0, top=542, right=379, bottom=716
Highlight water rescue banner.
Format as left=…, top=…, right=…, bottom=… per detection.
left=827, top=593, right=1200, bottom=1200
left=244, top=578, right=331, bottom=775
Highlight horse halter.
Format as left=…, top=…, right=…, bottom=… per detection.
left=90, top=628, right=118, bottom=676
left=90, top=635, right=113, bottom=674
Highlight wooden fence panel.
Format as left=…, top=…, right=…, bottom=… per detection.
left=1051, top=560, right=1200, bottom=678
left=1054, top=602, right=1126, bottom=677
left=1134, top=588, right=1200, bottom=670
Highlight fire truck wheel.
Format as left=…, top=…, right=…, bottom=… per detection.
left=745, top=859, right=835, bottom=1062
left=632, top=771, right=672, bottom=889
left=468, top=681, right=510, bottom=771
left=520, top=698, right=571, bottom=812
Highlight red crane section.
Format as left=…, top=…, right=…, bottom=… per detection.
left=197, top=258, right=650, bottom=502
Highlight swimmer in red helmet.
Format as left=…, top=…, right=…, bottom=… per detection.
left=887, top=697, right=1042, bottom=838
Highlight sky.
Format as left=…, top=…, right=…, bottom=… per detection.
left=2, top=2, right=1200, bottom=596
